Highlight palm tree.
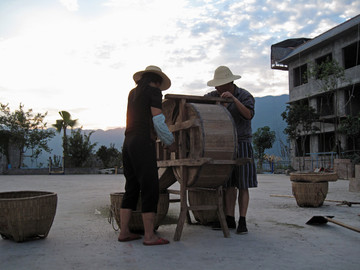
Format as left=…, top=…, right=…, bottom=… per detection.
left=52, top=111, right=78, bottom=168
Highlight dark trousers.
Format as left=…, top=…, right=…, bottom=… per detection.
left=121, top=135, right=159, bottom=213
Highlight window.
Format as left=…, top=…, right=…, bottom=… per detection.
left=346, top=136, right=360, bottom=154
left=343, top=41, right=360, bottom=69
left=317, top=93, right=334, bottom=116
left=318, top=132, right=335, bottom=153
left=345, top=85, right=360, bottom=115
left=315, top=53, right=333, bottom=79
left=293, top=64, right=308, bottom=87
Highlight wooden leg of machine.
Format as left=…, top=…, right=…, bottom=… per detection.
left=216, top=186, right=230, bottom=238
left=174, top=182, right=188, bottom=241
left=174, top=165, right=188, bottom=241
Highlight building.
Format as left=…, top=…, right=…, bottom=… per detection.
left=271, top=14, right=360, bottom=172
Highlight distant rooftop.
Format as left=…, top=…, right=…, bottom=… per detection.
left=271, top=14, right=360, bottom=70
left=271, top=38, right=311, bottom=70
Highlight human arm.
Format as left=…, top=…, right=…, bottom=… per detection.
left=151, top=107, right=176, bottom=150
left=220, top=91, right=253, bottom=120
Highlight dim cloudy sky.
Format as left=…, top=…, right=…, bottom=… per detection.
left=0, top=0, right=359, bottom=129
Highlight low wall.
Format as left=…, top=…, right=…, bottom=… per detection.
left=349, top=164, right=360, bottom=192
left=4, top=167, right=101, bottom=175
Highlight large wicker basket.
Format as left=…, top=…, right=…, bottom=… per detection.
left=110, top=192, right=169, bottom=232
left=0, top=191, right=58, bottom=242
left=291, top=182, right=329, bottom=207
left=290, top=172, right=337, bottom=207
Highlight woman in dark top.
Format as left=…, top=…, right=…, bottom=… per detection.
left=119, top=65, right=175, bottom=246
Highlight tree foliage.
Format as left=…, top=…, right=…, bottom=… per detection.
left=52, top=111, right=78, bottom=166
left=96, top=144, right=122, bottom=168
left=307, top=58, right=347, bottom=93
left=253, top=126, right=276, bottom=169
left=0, top=103, right=55, bottom=168
left=281, top=102, right=319, bottom=170
left=307, top=58, right=349, bottom=155
left=67, top=128, right=97, bottom=167
left=282, top=102, right=318, bottom=139
left=338, top=112, right=360, bottom=153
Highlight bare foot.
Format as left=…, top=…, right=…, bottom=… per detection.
left=143, top=237, right=169, bottom=246
left=118, top=233, right=142, bottom=242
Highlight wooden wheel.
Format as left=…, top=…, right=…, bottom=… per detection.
left=160, top=99, right=237, bottom=188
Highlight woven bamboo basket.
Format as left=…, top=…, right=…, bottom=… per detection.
left=188, top=189, right=223, bottom=225
left=291, top=181, right=329, bottom=207
left=290, top=172, right=338, bottom=182
left=110, top=192, right=169, bottom=232
left=0, top=191, right=57, bottom=242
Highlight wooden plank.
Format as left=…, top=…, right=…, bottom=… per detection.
left=168, top=118, right=201, bottom=132
left=164, top=94, right=232, bottom=104
left=174, top=97, right=188, bottom=241
left=188, top=205, right=218, bottom=211
left=157, top=158, right=251, bottom=168
left=168, top=189, right=181, bottom=195
left=202, top=121, right=233, bottom=131
left=216, top=186, right=230, bottom=237
left=213, top=158, right=252, bottom=165
left=203, top=151, right=235, bottom=160
left=157, top=158, right=213, bottom=167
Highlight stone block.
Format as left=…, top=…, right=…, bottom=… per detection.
left=355, top=164, right=360, bottom=179
left=334, top=159, right=354, bottom=179
left=349, top=178, right=360, bottom=192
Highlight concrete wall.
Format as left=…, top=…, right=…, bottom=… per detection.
left=287, top=29, right=360, bottom=103
left=285, top=25, right=359, bottom=166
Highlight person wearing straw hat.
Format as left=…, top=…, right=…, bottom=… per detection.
left=205, top=66, right=257, bottom=234
left=119, top=65, right=176, bottom=245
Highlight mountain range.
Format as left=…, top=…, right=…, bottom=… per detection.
left=25, top=94, right=290, bottom=167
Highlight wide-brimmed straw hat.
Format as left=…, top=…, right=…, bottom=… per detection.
left=207, top=66, right=241, bottom=87
left=133, top=65, right=171, bottom=90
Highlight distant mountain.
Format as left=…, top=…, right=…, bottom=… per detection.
left=252, top=94, right=289, bottom=157
left=25, top=95, right=289, bottom=167
left=25, top=128, right=126, bottom=168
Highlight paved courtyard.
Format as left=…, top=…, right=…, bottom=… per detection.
left=0, top=173, right=359, bottom=270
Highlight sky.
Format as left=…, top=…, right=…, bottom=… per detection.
left=0, top=0, right=359, bottom=130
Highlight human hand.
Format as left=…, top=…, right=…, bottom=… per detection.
left=166, top=142, right=177, bottom=152
left=220, top=91, right=234, bottom=99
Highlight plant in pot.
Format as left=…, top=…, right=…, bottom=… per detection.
left=282, top=101, right=336, bottom=207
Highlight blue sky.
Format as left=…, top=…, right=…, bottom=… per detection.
left=0, top=0, right=359, bottom=129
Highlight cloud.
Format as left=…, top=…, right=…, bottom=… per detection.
left=1, top=0, right=359, bottom=129
left=59, top=0, right=79, bottom=12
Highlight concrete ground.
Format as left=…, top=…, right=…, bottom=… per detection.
left=0, top=173, right=359, bottom=270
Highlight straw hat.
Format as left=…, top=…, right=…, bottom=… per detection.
left=133, top=65, right=171, bottom=90
left=207, top=66, right=241, bottom=87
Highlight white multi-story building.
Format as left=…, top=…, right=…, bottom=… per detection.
left=271, top=14, right=360, bottom=172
